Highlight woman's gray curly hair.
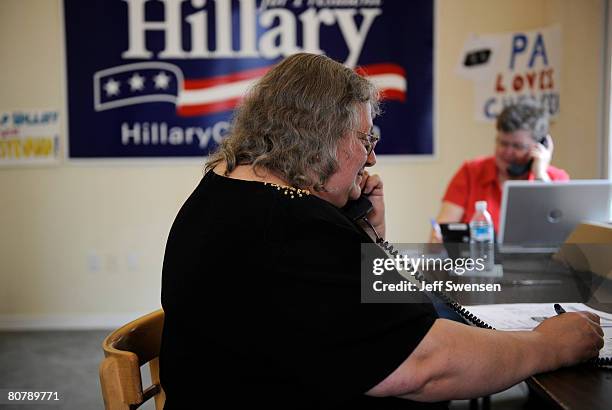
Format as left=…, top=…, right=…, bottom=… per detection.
left=205, top=53, right=380, bottom=191
left=496, top=101, right=549, bottom=141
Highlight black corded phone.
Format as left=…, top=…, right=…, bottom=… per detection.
left=342, top=194, right=396, bottom=255
left=343, top=193, right=611, bottom=366
left=342, top=195, right=373, bottom=222
left=506, top=135, right=548, bottom=177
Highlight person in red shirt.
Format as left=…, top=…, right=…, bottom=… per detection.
left=431, top=103, right=569, bottom=242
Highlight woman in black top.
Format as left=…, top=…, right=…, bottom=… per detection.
left=160, top=53, right=603, bottom=409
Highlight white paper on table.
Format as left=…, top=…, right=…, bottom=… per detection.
left=466, top=303, right=612, bottom=357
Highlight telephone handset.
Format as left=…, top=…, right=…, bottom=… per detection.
left=342, top=195, right=374, bottom=222
left=343, top=195, right=399, bottom=257
left=506, top=135, right=548, bottom=177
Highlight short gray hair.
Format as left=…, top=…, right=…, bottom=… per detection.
left=496, top=102, right=549, bottom=141
left=205, top=53, right=380, bottom=190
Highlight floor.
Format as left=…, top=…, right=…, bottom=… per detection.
left=0, top=330, right=156, bottom=410
left=0, top=330, right=540, bottom=410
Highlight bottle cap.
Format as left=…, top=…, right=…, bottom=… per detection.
left=475, top=200, right=487, bottom=211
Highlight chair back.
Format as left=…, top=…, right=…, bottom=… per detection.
left=99, top=309, right=165, bottom=409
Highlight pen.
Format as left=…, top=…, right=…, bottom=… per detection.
left=551, top=304, right=612, bottom=327
left=430, top=218, right=441, bottom=237
left=554, top=303, right=566, bottom=315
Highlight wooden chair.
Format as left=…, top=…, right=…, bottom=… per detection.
left=100, top=309, right=166, bottom=409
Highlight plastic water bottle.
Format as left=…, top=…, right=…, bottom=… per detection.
left=469, top=201, right=494, bottom=272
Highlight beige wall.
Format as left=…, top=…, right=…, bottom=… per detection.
left=0, top=0, right=605, bottom=328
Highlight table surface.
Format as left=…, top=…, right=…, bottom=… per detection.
left=527, top=365, right=612, bottom=410
left=421, top=249, right=612, bottom=410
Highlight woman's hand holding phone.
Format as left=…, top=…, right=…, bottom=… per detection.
left=359, top=171, right=386, bottom=239
left=531, top=134, right=553, bottom=181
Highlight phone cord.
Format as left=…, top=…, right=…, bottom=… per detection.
left=362, top=217, right=398, bottom=257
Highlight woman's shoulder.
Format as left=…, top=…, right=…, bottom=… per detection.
left=547, top=165, right=570, bottom=180
left=199, top=170, right=361, bottom=238
left=263, top=181, right=363, bottom=239
left=462, top=155, right=495, bottom=170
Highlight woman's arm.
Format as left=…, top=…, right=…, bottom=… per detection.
left=367, top=313, right=603, bottom=401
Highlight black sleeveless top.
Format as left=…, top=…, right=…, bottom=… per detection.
left=160, top=171, right=443, bottom=409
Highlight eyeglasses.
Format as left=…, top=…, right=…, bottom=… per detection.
left=495, top=137, right=532, bottom=152
left=353, top=129, right=380, bottom=155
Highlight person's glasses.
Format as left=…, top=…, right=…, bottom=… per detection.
left=353, top=129, right=380, bottom=155
left=495, top=137, right=531, bottom=152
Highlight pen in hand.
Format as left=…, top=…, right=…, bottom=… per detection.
left=554, top=303, right=566, bottom=315
left=430, top=218, right=441, bottom=240
left=553, top=303, right=612, bottom=326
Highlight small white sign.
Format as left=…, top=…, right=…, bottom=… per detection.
left=457, top=25, right=561, bottom=122
left=0, top=109, right=61, bottom=166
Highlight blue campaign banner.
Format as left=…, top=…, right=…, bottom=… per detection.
left=63, top=0, right=433, bottom=158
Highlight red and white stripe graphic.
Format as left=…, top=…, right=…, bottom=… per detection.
left=177, top=63, right=406, bottom=117
left=357, top=63, right=407, bottom=103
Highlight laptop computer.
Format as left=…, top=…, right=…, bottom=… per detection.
left=498, top=180, right=611, bottom=253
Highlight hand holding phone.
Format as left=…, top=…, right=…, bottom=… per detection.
left=529, top=134, right=553, bottom=180
left=359, top=171, right=385, bottom=234
left=342, top=171, right=386, bottom=237
left=506, top=134, right=552, bottom=178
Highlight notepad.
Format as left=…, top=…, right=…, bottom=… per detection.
left=466, top=303, right=612, bottom=358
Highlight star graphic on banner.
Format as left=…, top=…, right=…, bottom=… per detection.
left=153, top=71, right=171, bottom=89
left=103, top=78, right=120, bottom=96
left=128, top=73, right=145, bottom=91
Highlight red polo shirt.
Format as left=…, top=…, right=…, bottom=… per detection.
left=442, top=156, right=569, bottom=232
